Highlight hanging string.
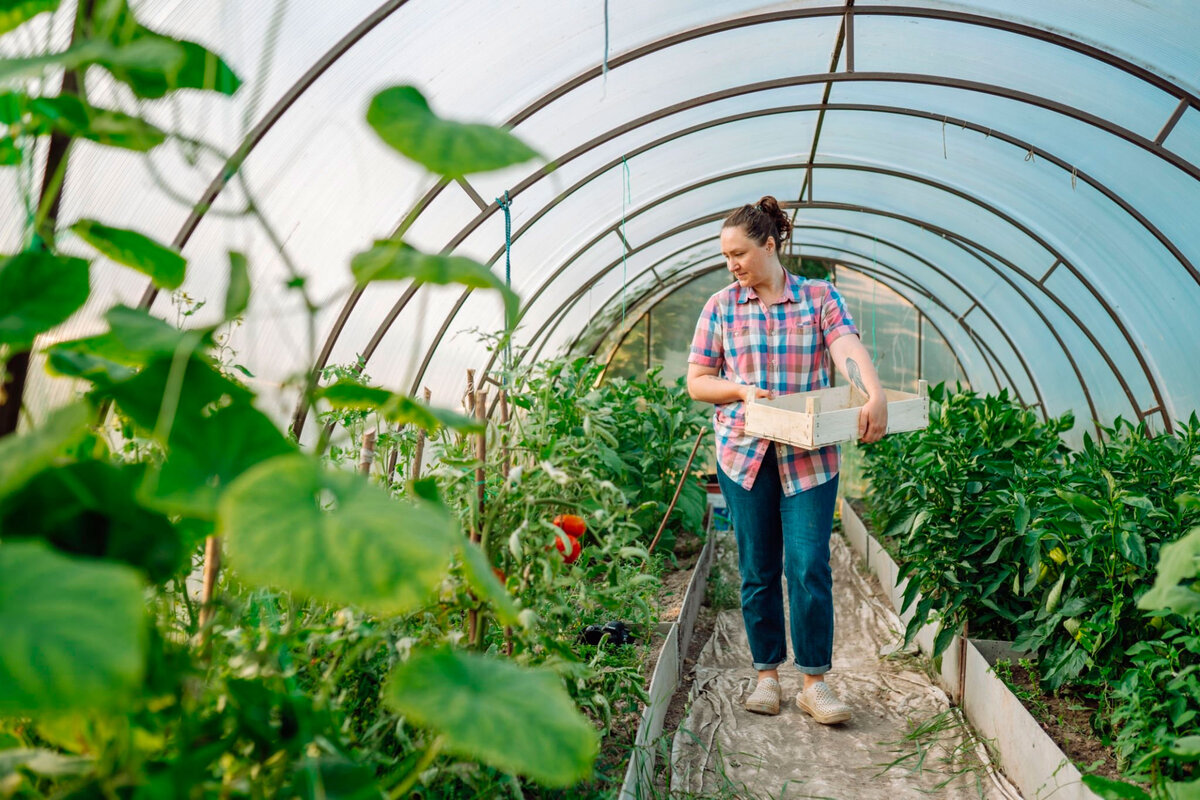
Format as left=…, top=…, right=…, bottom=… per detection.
left=602, top=0, right=610, bottom=94
left=497, top=190, right=513, bottom=380
left=620, top=156, right=631, bottom=323
left=870, top=235, right=878, bottom=358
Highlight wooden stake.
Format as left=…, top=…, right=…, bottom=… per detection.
left=384, top=437, right=399, bottom=486
left=412, top=388, right=431, bottom=485
left=647, top=429, right=707, bottom=557
left=357, top=428, right=377, bottom=476
left=465, top=369, right=476, bottom=416
left=499, top=389, right=510, bottom=480
left=472, top=389, right=488, bottom=544
left=199, top=535, right=221, bottom=633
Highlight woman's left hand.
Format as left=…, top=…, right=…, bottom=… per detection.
left=858, top=394, right=889, bottom=443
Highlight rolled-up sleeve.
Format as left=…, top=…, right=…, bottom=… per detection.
left=688, top=295, right=723, bottom=368
left=820, top=282, right=858, bottom=345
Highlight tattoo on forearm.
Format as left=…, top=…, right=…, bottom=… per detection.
left=846, top=358, right=868, bottom=394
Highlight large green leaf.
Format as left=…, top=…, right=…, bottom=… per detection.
left=46, top=305, right=207, bottom=381
left=100, top=355, right=254, bottom=431
left=101, top=24, right=242, bottom=99
left=1080, top=774, right=1152, bottom=800
left=0, top=461, right=185, bottom=583
left=141, top=400, right=294, bottom=519
left=384, top=647, right=597, bottom=787
left=289, top=758, right=383, bottom=800
left=0, top=135, right=21, bottom=165
left=319, top=380, right=392, bottom=410
left=70, top=219, right=185, bottom=289
left=26, top=94, right=165, bottom=151
left=0, top=401, right=90, bottom=497
left=0, top=0, right=59, bottom=35
left=0, top=541, right=146, bottom=714
left=220, top=454, right=459, bottom=615
left=224, top=251, right=250, bottom=319
left=351, top=240, right=519, bottom=328
left=0, top=250, right=90, bottom=349
left=366, top=85, right=538, bottom=177
left=459, top=541, right=520, bottom=627
left=1139, top=526, right=1200, bottom=615
left=381, top=394, right=483, bottom=434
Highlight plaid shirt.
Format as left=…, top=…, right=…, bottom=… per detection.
left=689, top=272, right=859, bottom=496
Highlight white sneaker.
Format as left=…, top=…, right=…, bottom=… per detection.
left=797, top=681, right=852, bottom=724
left=745, top=677, right=781, bottom=715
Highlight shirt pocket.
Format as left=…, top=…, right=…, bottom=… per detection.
left=787, top=317, right=819, bottom=354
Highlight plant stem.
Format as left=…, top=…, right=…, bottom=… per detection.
left=389, top=735, right=444, bottom=799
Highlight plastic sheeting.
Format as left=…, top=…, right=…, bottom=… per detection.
left=670, top=532, right=1020, bottom=799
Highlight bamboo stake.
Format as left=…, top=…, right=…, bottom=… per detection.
left=411, top=387, right=431, bottom=485
left=358, top=428, right=377, bottom=476
left=199, top=535, right=221, bottom=635
left=646, top=429, right=707, bottom=557
left=468, top=388, right=488, bottom=648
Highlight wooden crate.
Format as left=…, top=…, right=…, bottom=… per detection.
left=744, top=380, right=929, bottom=449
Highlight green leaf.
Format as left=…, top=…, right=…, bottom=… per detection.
left=289, top=758, right=383, bottom=800
left=1169, top=736, right=1200, bottom=761
left=1139, top=527, right=1200, bottom=615
left=1165, top=780, right=1200, bottom=800
left=26, top=94, right=166, bottom=151
left=0, top=541, right=146, bottom=714
left=459, top=541, right=521, bottom=627
left=933, top=623, right=957, bottom=657
left=384, top=648, right=597, bottom=787
left=0, top=0, right=59, bottom=35
left=0, top=401, right=90, bottom=497
left=366, top=85, right=538, bottom=177
left=224, top=251, right=250, bottom=319
left=1116, top=529, right=1148, bottom=568
left=351, top=240, right=519, bottom=329
left=100, top=355, right=253, bottom=432
left=1080, top=774, right=1152, bottom=800
left=101, top=27, right=242, bottom=99
left=46, top=306, right=208, bottom=381
left=0, top=461, right=185, bottom=583
left=381, top=393, right=484, bottom=434
left=70, top=219, right=185, bottom=289
left=0, top=250, right=90, bottom=349
left=220, top=454, right=459, bottom=615
left=1056, top=489, right=1106, bottom=520
left=319, top=380, right=392, bottom=410
left=0, top=135, right=22, bottom=165
left=141, top=401, right=294, bottom=519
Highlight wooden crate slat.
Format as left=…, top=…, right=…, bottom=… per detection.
left=743, top=381, right=929, bottom=449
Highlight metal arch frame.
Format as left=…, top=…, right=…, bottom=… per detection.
left=310, top=96, right=1186, bottom=435
left=439, top=163, right=1160, bottom=431
left=570, top=235, right=1046, bottom=416
left=266, top=10, right=1200, bottom=433
left=587, top=258, right=998, bottom=407
left=131, top=2, right=1200, bottom=313
left=588, top=256, right=1012, bottom=407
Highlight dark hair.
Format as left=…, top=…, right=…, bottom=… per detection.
left=722, top=195, right=792, bottom=248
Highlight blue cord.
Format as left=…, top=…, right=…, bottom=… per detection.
left=497, top=190, right=513, bottom=378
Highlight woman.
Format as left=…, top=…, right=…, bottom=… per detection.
left=687, top=196, right=888, bottom=723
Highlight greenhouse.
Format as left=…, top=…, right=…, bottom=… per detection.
left=1, top=1, right=1198, bottom=798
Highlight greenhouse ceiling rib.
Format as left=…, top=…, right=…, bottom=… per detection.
left=406, top=166, right=1162, bottom=431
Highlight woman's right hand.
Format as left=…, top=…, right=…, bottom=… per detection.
left=742, top=385, right=774, bottom=403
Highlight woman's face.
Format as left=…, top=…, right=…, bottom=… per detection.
left=720, top=224, right=775, bottom=288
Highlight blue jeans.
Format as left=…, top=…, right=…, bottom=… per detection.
left=717, top=446, right=839, bottom=674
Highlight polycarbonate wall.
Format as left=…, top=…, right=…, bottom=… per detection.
left=6, top=2, right=1200, bottom=443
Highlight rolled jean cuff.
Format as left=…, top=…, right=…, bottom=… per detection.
left=794, top=662, right=832, bottom=675
left=753, top=660, right=786, bottom=671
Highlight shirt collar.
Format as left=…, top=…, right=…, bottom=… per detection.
left=736, top=269, right=803, bottom=304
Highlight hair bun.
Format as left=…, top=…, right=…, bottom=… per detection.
left=757, top=195, right=792, bottom=243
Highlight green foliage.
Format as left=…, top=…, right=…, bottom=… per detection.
left=384, top=648, right=599, bottom=787
left=0, top=251, right=90, bottom=349
left=351, top=239, right=520, bottom=328
left=862, top=387, right=1200, bottom=791
left=220, top=454, right=459, bottom=616
left=0, top=542, right=145, bottom=714
left=367, top=85, right=539, bottom=177
left=0, top=0, right=59, bottom=36
left=69, top=218, right=186, bottom=289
